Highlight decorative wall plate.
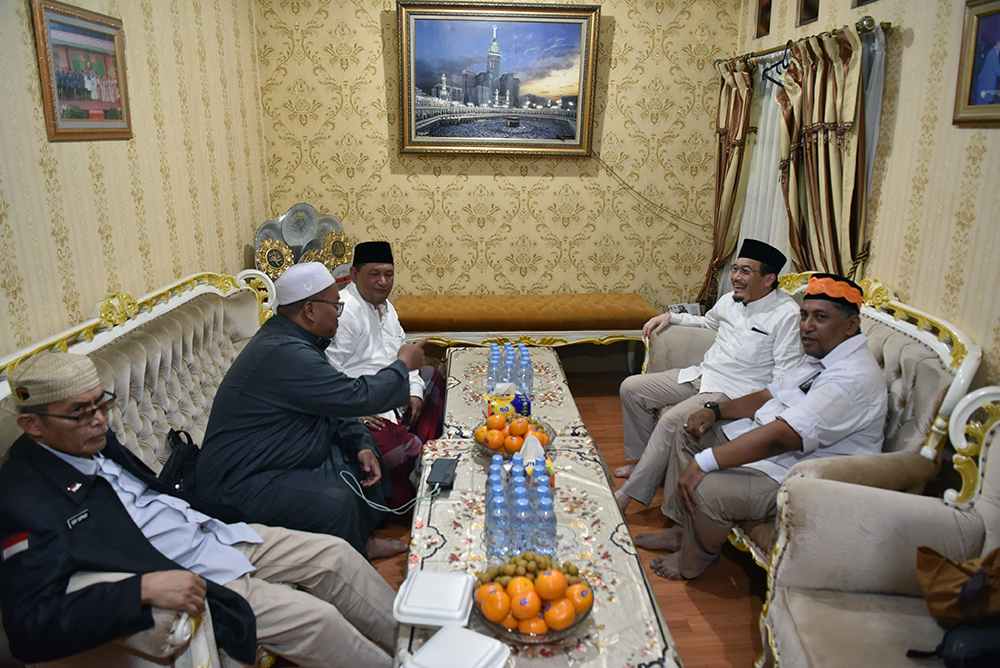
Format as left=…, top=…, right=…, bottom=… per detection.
left=281, top=203, right=319, bottom=246
left=317, top=214, right=343, bottom=238
left=323, top=231, right=353, bottom=266
left=254, top=219, right=282, bottom=248
left=256, top=239, right=294, bottom=279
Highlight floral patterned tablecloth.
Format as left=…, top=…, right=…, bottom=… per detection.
left=394, top=347, right=681, bottom=668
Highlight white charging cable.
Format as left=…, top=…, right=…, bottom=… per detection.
left=339, top=470, right=442, bottom=515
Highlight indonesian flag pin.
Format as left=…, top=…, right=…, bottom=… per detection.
left=68, top=482, right=82, bottom=492
left=2, top=532, right=29, bottom=561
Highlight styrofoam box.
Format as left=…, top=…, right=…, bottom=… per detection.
left=403, top=624, right=511, bottom=668
left=393, top=571, right=475, bottom=627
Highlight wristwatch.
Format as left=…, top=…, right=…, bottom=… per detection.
left=704, top=401, right=722, bottom=421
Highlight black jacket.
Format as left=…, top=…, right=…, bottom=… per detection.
left=0, top=431, right=256, bottom=664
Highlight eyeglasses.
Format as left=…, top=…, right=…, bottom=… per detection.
left=308, top=299, right=345, bottom=316
left=26, top=391, right=116, bottom=425
left=731, top=264, right=761, bottom=278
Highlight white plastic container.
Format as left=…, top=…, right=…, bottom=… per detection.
left=393, top=571, right=476, bottom=628
left=403, top=624, right=511, bottom=668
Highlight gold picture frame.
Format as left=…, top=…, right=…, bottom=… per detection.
left=954, top=0, right=1000, bottom=126
left=29, top=0, right=132, bottom=141
left=397, top=1, right=599, bottom=156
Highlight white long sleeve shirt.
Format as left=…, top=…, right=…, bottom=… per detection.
left=38, top=444, right=261, bottom=586
left=671, top=289, right=803, bottom=398
left=723, top=333, right=888, bottom=483
left=325, top=282, right=424, bottom=423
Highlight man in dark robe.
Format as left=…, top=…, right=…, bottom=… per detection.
left=195, top=262, right=428, bottom=559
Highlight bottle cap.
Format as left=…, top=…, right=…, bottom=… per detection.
left=493, top=496, right=506, bottom=508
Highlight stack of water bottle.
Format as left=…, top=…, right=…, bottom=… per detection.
left=485, top=453, right=557, bottom=559
left=486, top=342, right=534, bottom=397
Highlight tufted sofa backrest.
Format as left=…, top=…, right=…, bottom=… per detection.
left=0, top=289, right=261, bottom=473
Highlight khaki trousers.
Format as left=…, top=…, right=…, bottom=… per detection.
left=619, top=369, right=729, bottom=505
left=225, top=524, right=397, bottom=668
left=661, top=426, right=780, bottom=579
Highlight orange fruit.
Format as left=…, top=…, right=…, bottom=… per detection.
left=509, top=418, right=529, bottom=436
left=565, top=584, right=593, bottom=613
left=486, top=414, right=507, bottom=430
left=481, top=590, right=511, bottom=623
left=484, top=430, right=505, bottom=450
left=518, top=614, right=549, bottom=635
left=506, top=576, right=535, bottom=599
left=500, top=612, right=519, bottom=630
left=543, top=598, right=576, bottom=631
left=534, top=569, right=568, bottom=601
left=476, top=582, right=502, bottom=606
left=510, top=590, right=541, bottom=620
left=535, top=430, right=550, bottom=446
left=474, top=425, right=488, bottom=444
left=503, top=435, right=524, bottom=452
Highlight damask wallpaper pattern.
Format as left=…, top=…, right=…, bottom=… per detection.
left=736, top=0, right=1000, bottom=383
left=256, top=0, right=739, bottom=306
left=0, top=0, right=268, bottom=358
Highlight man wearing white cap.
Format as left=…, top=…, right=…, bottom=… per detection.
left=195, top=262, right=427, bottom=560
left=325, top=241, right=445, bottom=514
left=0, top=352, right=399, bottom=667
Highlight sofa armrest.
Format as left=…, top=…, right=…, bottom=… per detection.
left=771, top=478, right=985, bottom=597
left=644, top=326, right=716, bottom=375
left=65, top=572, right=195, bottom=661
left=786, top=451, right=938, bottom=493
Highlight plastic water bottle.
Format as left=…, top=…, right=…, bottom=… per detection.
left=534, top=497, right=557, bottom=555
left=535, top=483, right=551, bottom=507
left=512, top=454, right=524, bottom=469
left=518, top=358, right=534, bottom=397
left=487, top=484, right=504, bottom=516
left=502, top=355, right=515, bottom=385
left=487, top=496, right=511, bottom=558
left=492, top=454, right=504, bottom=467
left=509, top=476, right=527, bottom=508
left=512, top=497, right=533, bottom=555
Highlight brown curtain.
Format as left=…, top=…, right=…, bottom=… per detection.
left=696, top=59, right=758, bottom=303
left=776, top=26, right=868, bottom=278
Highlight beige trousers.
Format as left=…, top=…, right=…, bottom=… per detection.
left=619, top=369, right=729, bottom=505
left=661, top=426, right=780, bottom=579
left=224, top=524, right=397, bottom=668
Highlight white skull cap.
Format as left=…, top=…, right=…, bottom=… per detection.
left=274, top=262, right=336, bottom=306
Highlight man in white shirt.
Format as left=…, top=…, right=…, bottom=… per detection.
left=615, top=240, right=802, bottom=513
left=636, top=274, right=887, bottom=580
left=326, top=242, right=445, bottom=511
left=0, top=353, right=398, bottom=667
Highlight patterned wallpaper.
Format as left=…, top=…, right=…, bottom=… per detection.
left=735, top=0, right=1000, bottom=383
left=0, top=0, right=267, bottom=359
left=256, top=0, right=740, bottom=305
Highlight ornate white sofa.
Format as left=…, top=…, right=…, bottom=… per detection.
left=760, top=386, right=1000, bottom=667
left=641, top=273, right=982, bottom=571
left=0, top=272, right=275, bottom=668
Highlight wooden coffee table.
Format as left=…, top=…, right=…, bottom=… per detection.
left=395, top=347, right=682, bottom=667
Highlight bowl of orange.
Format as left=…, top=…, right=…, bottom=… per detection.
left=473, top=413, right=554, bottom=460
left=471, top=553, right=594, bottom=645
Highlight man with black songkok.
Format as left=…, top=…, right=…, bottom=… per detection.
left=615, top=239, right=802, bottom=514
left=195, top=262, right=427, bottom=560
left=325, top=241, right=445, bottom=513
left=638, top=274, right=887, bottom=580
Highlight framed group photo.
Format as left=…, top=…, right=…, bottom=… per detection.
left=397, top=2, right=600, bottom=155
left=954, top=0, right=1000, bottom=126
left=30, top=0, right=132, bottom=141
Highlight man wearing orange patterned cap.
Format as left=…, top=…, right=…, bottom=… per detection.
left=635, top=274, right=888, bottom=580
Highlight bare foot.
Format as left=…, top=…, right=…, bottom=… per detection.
left=614, top=463, right=636, bottom=479
left=633, top=526, right=683, bottom=552
left=367, top=536, right=408, bottom=559
left=649, top=553, right=687, bottom=580
left=614, top=489, right=632, bottom=514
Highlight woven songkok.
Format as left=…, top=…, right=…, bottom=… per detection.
left=274, top=262, right=336, bottom=306
left=8, top=353, right=102, bottom=408
left=803, top=273, right=864, bottom=313
left=331, top=262, right=353, bottom=286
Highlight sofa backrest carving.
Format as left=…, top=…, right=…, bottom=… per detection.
left=0, top=272, right=271, bottom=473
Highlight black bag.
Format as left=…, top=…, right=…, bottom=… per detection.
left=159, top=429, right=199, bottom=495
left=159, top=429, right=244, bottom=524
left=907, top=624, right=1000, bottom=667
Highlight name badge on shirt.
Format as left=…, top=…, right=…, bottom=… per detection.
left=66, top=510, right=89, bottom=530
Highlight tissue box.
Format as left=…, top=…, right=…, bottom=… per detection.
left=484, top=392, right=531, bottom=417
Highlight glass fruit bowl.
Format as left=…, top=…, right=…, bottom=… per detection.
left=473, top=413, right=556, bottom=461
left=471, top=584, right=592, bottom=645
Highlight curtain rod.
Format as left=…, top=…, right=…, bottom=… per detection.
left=723, top=16, right=891, bottom=63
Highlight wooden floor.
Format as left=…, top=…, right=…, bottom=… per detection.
left=374, top=369, right=765, bottom=667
